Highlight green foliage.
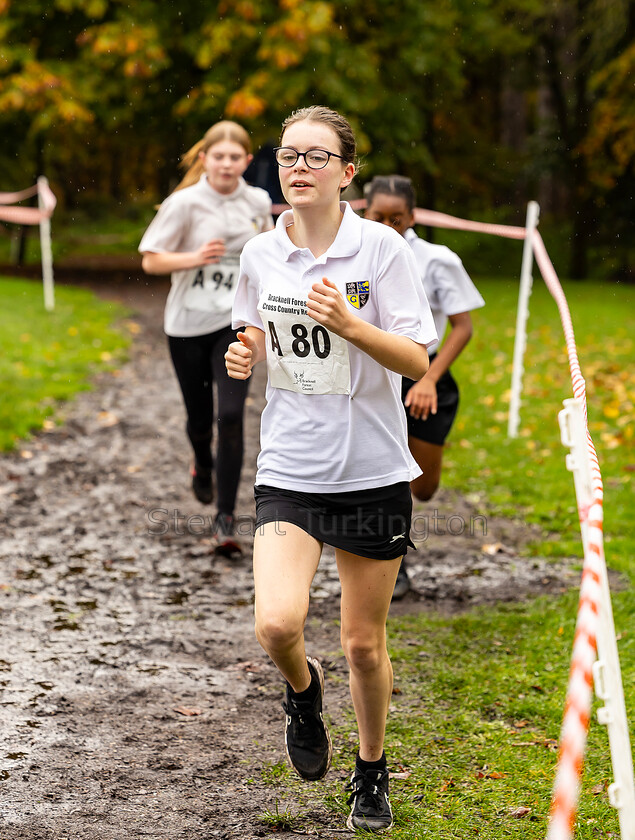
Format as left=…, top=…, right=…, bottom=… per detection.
left=0, top=0, right=631, bottom=258
left=0, top=276, right=130, bottom=450
left=258, top=800, right=298, bottom=830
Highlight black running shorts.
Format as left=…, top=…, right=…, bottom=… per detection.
left=254, top=482, right=414, bottom=561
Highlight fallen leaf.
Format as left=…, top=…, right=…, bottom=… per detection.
left=482, top=542, right=502, bottom=555
left=97, top=411, right=119, bottom=427
left=390, top=771, right=411, bottom=780
left=481, top=542, right=515, bottom=556
left=509, top=806, right=532, bottom=818
left=592, top=783, right=605, bottom=795
left=224, top=660, right=268, bottom=673
left=173, top=706, right=202, bottom=716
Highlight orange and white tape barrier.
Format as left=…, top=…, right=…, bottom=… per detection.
left=532, top=233, right=606, bottom=839
left=0, top=179, right=56, bottom=225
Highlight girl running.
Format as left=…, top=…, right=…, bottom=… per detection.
left=225, top=106, right=437, bottom=832
left=364, top=175, right=485, bottom=598
left=139, top=121, right=273, bottom=554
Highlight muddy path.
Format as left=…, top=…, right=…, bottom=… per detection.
left=0, top=273, right=579, bottom=839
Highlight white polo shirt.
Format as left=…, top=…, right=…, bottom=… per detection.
left=232, top=202, right=438, bottom=493
left=404, top=227, right=485, bottom=349
left=139, top=175, right=273, bottom=337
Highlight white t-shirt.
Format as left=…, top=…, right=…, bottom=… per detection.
left=404, top=227, right=484, bottom=349
left=232, top=202, right=438, bottom=493
left=139, top=175, right=273, bottom=337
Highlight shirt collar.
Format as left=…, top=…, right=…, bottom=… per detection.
left=199, top=173, right=247, bottom=201
left=275, top=201, right=363, bottom=262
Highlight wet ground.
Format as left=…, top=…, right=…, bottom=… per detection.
left=0, top=271, right=581, bottom=839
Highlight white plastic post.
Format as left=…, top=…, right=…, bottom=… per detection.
left=37, top=176, right=55, bottom=311
left=558, top=398, right=635, bottom=840
left=508, top=200, right=540, bottom=438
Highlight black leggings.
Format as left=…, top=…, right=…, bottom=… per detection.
left=168, top=326, right=249, bottom=515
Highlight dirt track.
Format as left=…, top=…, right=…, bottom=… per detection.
left=0, top=273, right=579, bottom=839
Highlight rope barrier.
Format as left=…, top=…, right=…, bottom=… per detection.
left=0, top=180, right=56, bottom=225
left=0, top=185, right=39, bottom=204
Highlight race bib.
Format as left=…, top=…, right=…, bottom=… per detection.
left=258, top=292, right=351, bottom=395
left=183, top=255, right=240, bottom=313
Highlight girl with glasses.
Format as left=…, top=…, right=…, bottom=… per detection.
left=139, top=121, right=274, bottom=555
left=364, top=175, right=485, bottom=599
left=225, top=106, right=437, bottom=832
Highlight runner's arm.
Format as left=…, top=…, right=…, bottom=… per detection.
left=424, top=311, right=473, bottom=384
left=404, top=312, right=473, bottom=419
left=307, top=278, right=429, bottom=380
left=225, top=327, right=266, bottom=380
left=141, top=240, right=226, bottom=274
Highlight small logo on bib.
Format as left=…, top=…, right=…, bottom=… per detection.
left=346, top=280, right=369, bottom=310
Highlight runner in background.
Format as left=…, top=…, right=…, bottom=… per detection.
left=225, top=106, right=437, bottom=833
left=139, top=121, right=273, bottom=555
left=364, top=175, right=485, bottom=599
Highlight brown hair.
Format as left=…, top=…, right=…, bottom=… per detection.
left=173, top=121, right=252, bottom=193
left=280, top=105, right=358, bottom=170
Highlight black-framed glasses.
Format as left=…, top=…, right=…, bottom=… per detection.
left=274, top=146, right=346, bottom=170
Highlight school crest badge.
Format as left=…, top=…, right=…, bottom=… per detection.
left=346, top=280, right=370, bottom=310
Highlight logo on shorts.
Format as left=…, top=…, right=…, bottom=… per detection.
left=346, top=280, right=370, bottom=310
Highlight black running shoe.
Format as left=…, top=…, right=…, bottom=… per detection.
left=191, top=462, right=213, bottom=505
left=213, top=512, right=242, bottom=557
left=346, top=764, right=393, bottom=832
left=391, top=560, right=410, bottom=601
left=282, top=657, right=332, bottom=781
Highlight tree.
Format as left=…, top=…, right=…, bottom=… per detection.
left=0, top=0, right=630, bottom=277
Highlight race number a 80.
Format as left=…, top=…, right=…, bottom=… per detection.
left=268, top=321, right=331, bottom=359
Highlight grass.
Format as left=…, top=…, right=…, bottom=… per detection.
left=446, top=277, right=634, bottom=574
left=0, top=275, right=131, bottom=450
left=259, top=591, right=633, bottom=838
left=255, top=275, right=634, bottom=837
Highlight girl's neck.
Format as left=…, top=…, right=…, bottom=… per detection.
left=287, top=201, right=344, bottom=258
left=206, top=175, right=241, bottom=197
